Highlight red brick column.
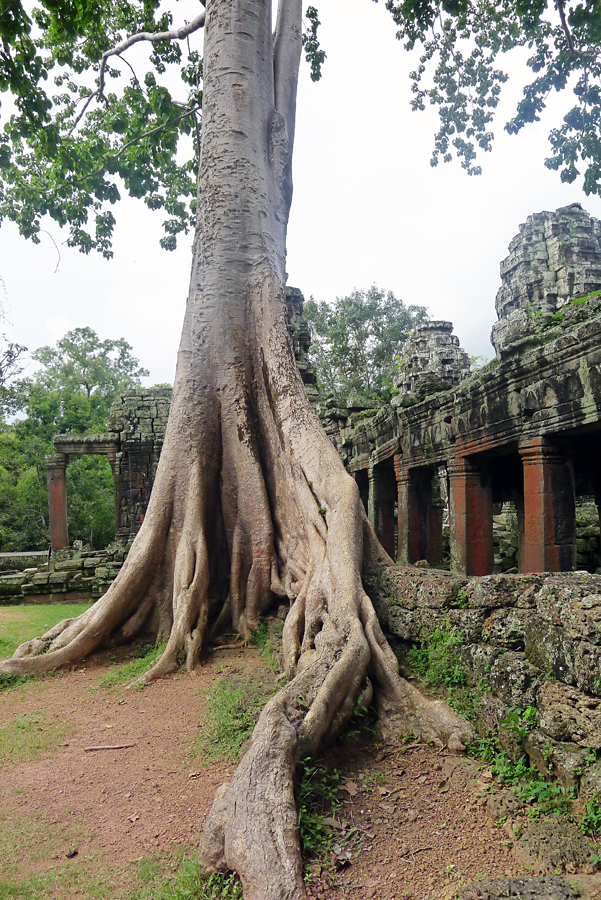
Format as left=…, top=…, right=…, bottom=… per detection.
left=518, top=437, right=576, bottom=573
left=46, top=453, right=69, bottom=549
left=395, top=459, right=420, bottom=564
left=395, top=460, right=444, bottom=565
left=368, top=463, right=397, bottom=559
left=448, top=456, right=493, bottom=575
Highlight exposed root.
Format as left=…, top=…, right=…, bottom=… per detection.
left=360, top=594, right=473, bottom=751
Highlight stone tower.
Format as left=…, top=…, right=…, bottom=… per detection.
left=395, top=320, right=470, bottom=398
left=491, top=202, right=601, bottom=354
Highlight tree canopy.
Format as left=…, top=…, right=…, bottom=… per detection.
left=2, top=1, right=601, bottom=258
left=304, top=286, right=428, bottom=405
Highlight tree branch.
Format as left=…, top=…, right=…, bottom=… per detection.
left=556, top=0, right=577, bottom=54
left=68, top=10, right=206, bottom=136
left=273, top=0, right=302, bottom=154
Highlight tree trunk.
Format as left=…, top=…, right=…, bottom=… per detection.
left=0, top=2, right=471, bottom=897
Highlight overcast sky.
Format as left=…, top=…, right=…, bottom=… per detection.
left=2, top=0, right=601, bottom=385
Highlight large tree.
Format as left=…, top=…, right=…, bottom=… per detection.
left=1, top=1, right=600, bottom=897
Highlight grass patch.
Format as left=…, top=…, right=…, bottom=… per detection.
left=95, top=643, right=166, bottom=692
left=192, top=673, right=278, bottom=763
left=0, top=806, right=102, bottom=898
left=0, top=868, right=112, bottom=900
left=249, top=617, right=284, bottom=673
left=0, top=603, right=94, bottom=661
left=0, top=711, right=74, bottom=764
left=127, top=855, right=242, bottom=900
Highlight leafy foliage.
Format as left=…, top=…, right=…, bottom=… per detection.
left=304, top=286, right=428, bottom=405
left=0, top=0, right=332, bottom=256
left=379, top=0, right=601, bottom=194
left=0, top=0, right=203, bottom=255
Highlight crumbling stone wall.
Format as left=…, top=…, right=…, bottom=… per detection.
left=395, top=320, right=470, bottom=398
left=107, top=387, right=171, bottom=536
left=366, top=565, right=601, bottom=797
left=0, top=545, right=129, bottom=604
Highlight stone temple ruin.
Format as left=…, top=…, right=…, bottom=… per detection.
left=40, top=202, right=601, bottom=582
left=7, top=203, right=601, bottom=827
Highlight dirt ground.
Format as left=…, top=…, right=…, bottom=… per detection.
left=0, top=640, right=542, bottom=900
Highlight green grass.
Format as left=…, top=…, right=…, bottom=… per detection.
left=95, top=643, right=166, bottom=691
left=249, top=618, right=284, bottom=673
left=0, top=812, right=241, bottom=900
left=127, top=855, right=242, bottom=900
left=192, top=673, right=278, bottom=763
left=0, top=711, right=75, bottom=765
left=0, top=806, right=103, bottom=898
left=0, top=868, right=111, bottom=900
left=0, top=603, right=94, bottom=660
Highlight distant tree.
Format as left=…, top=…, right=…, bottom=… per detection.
left=0, top=282, right=26, bottom=416
left=304, top=286, right=429, bottom=405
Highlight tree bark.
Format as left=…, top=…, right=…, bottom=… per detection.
left=0, top=2, right=472, bottom=897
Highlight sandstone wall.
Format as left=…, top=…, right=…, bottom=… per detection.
left=366, top=565, right=601, bottom=797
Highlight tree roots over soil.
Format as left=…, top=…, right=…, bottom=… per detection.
left=0, top=312, right=472, bottom=900
left=0, top=1, right=472, bottom=893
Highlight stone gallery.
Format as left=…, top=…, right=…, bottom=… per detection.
left=44, top=202, right=601, bottom=581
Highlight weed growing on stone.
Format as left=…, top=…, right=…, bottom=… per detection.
left=405, top=621, right=486, bottom=722
left=192, top=674, right=278, bottom=763
left=499, top=706, right=537, bottom=743
left=406, top=622, right=465, bottom=690
left=580, top=793, right=601, bottom=836
left=468, top=732, right=577, bottom=821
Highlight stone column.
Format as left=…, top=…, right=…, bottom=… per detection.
left=368, top=463, right=397, bottom=559
left=448, top=456, right=493, bottom=575
left=395, top=459, right=420, bottom=564
left=519, top=437, right=576, bottom=573
left=353, top=468, right=369, bottom=516
left=395, top=461, right=444, bottom=565
left=46, top=453, right=69, bottom=549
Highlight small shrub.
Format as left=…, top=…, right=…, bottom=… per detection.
left=406, top=622, right=465, bottom=689
left=580, top=794, right=601, bottom=836
left=296, top=757, right=359, bottom=877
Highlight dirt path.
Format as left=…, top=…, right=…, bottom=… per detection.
left=0, top=645, right=537, bottom=899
